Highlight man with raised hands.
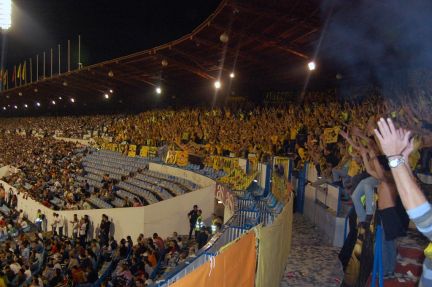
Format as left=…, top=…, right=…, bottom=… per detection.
left=374, top=117, right=431, bottom=287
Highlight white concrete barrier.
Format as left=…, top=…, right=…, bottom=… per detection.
left=0, top=163, right=216, bottom=241
left=304, top=183, right=345, bottom=247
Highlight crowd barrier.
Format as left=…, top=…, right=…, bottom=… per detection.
left=157, top=190, right=294, bottom=287
left=169, top=231, right=257, bottom=287
left=0, top=163, right=216, bottom=241
left=256, top=196, right=293, bottom=287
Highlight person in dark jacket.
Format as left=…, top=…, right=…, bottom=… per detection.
left=187, top=205, right=199, bottom=240
left=99, top=214, right=111, bottom=247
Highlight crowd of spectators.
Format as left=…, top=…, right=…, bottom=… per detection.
left=0, top=87, right=431, bottom=284
left=0, top=134, right=92, bottom=211
left=0, top=209, right=198, bottom=287
left=0, top=90, right=431, bottom=210
left=0, top=184, right=30, bottom=242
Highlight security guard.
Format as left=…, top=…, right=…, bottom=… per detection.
left=195, top=210, right=204, bottom=238
left=211, top=213, right=220, bottom=234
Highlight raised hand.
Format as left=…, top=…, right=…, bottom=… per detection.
left=398, top=128, right=415, bottom=162
left=374, top=118, right=411, bottom=157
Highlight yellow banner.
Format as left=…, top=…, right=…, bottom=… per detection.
left=176, top=151, right=189, bottom=166
left=165, top=150, right=189, bottom=166
left=128, top=145, right=137, bottom=157
left=211, top=156, right=239, bottom=174
left=148, top=146, right=158, bottom=158
left=139, top=146, right=149, bottom=157
left=166, top=150, right=177, bottom=164
left=323, top=127, right=340, bottom=144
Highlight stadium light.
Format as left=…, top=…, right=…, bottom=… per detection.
left=36, top=102, right=41, bottom=107
left=2, top=107, right=5, bottom=110
left=24, top=104, right=28, bottom=108
left=14, top=105, right=17, bottom=109
left=58, top=96, right=62, bottom=100
left=214, top=81, right=221, bottom=89
left=308, top=61, right=316, bottom=71
left=70, top=98, right=75, bottom=103
left=104, top=93, right=109, bottom=99
left=230, top=72, right=235, bottom=78
left=109, top=89, right=113, bottom=94
left=51, top=100, right=56, bottom=105
left=155, top=87, right=162, bottom=94
left=0, top=0, right=12, bottom=30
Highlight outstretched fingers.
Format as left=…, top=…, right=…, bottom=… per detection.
left=374, top=128, right=384, bottom=143
left=377, top=118, right=391, bottom=138
left=386, top=118, right=397, bottom=135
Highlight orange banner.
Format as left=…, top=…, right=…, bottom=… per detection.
left=170, top=231, right=256, bottom=287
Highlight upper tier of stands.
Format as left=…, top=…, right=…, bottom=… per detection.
left=76, top=149, right=201, bottom=209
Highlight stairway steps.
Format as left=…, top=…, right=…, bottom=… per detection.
left=397, top=246, right=425, bottom=262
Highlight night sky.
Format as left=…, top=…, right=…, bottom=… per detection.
left=0, top=0, right=221, bottom=70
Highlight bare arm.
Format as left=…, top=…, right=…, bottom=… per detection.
left=388, top=161, right=426, bottom=209
left=360, top=150, right=378, bottom=179
left=374, top=118, right=427, bottom=210
left=339, top=130, right=361, bottom=150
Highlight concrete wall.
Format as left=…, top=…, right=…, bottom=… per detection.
left=0, top=165, right=13, bottom=178
left=0, top=163, right=216, bottom=241
left=53, top=136, right=92, bottom=146
left=258, top=163, right=268, bottom=190
left=304, top=183, right=345, bottom=247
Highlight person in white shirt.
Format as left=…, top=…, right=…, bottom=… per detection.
left=57, top=214, right=64, bottom=238
left=70, top=214, right=79, bottom=239
left=51, top=213, right=58, bottom=235
left=79, top=218, right=87, bottom=247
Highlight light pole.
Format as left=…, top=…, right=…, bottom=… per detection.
left=0, top=0, right=12, bottom=91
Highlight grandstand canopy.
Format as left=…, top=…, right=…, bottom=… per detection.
left=0, top=0, right=321, bottom=114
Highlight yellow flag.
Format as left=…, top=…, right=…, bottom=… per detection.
left=3, top=70, right=8, bottom=89
left=22, top=61, right=26, bottom=82
left=17, top=64, right=21, bottom=80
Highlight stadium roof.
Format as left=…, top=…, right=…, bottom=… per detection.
left=0, top=0, right=321, bottom=113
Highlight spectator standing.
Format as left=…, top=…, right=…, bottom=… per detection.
left=99, top=214, right=110, bottom=247
left=57, top=213, right=64, bottom=238
left=51, top=213, right=58, bottom=235
left=35, top=209, right=44, bottom=232
left=79, top=217, right=87, bottom=247
left=70, top=214, right=79, bottom=239
left=187, top=205, right=199, bottom=240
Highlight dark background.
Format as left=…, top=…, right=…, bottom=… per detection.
left=0, top=0, right=221, bottom=70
